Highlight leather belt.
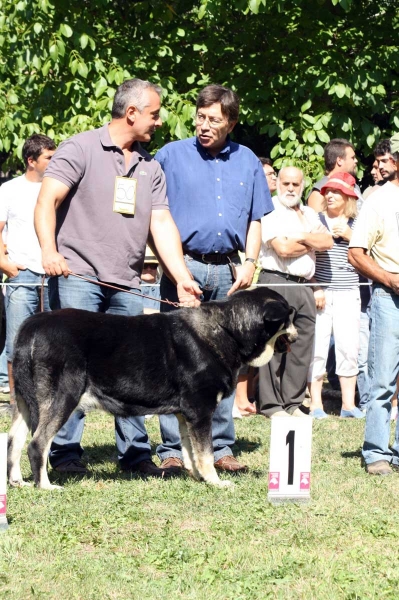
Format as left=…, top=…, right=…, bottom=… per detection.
left=261, top=268, right=308, bottom=284
left=185, top=250, right=239, bottom=265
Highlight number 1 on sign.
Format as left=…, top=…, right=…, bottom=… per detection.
left=286, top=430, right=295, bottom=485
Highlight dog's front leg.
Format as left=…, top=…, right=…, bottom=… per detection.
left=185, top=418, right=233, bottom=488
left=176, top=413, right=200, bottom=480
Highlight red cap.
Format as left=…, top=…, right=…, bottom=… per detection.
left=320, top=172, right=358, bottom=198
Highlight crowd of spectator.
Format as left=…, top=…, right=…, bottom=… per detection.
left=1, top=78, right=398, bottom=478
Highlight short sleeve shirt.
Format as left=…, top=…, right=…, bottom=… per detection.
left=44, top=125, right=168, bottom=287
left=259, top=199, right=321, bottom=279
left=349, top=182, right=399, bottom=273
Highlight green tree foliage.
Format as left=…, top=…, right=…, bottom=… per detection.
left=0, top=0, right=398, bottom=186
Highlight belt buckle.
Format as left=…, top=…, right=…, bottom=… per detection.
left=201, top=253, right=211, bottom=264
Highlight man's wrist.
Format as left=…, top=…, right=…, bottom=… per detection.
left=244, top=258, right=257, bottom=267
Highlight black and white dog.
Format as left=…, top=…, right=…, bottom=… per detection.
left=8, top=287, right=297, bottom=490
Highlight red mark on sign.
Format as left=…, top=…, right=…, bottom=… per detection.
left=300, top=472, right=310, bottom=490
left=268, top=472, right=280, bottom=490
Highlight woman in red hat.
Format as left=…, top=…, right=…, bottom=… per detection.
left=307, top=172, right=364, bottom=419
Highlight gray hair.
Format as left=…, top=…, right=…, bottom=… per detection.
left=111, top=78, right=162, bottom=118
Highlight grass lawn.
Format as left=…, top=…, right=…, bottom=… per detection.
left=1, top=394, right=399, bottom=600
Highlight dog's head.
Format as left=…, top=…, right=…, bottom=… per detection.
left=220, top=287, right=298, bottom=368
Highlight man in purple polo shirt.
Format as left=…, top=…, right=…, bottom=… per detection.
left=34, top=78, right=201, bottom=478
left=155, top=84, right=274, bottom=474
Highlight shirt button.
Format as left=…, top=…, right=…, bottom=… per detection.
left=217, top=196, right=221, bottom=199
left=216, top=178, right=220, bottom=181
left=218, top=232, right=221, bottom=236
left=216, top=160, right=219, bottom=163
left=218, top=213, right=222, bottom=216
left=240, top=182, right=244, bottom=186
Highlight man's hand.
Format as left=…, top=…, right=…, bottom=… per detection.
left=0, top=257, right=26, bottom=279
left=42, top=249, right=70, bottom=277
left=227, top=261, right=256, bottom=296
left=386, top=274, right=399, bottom=295
left=176, top=279, right=202, bottom=307
left=313, top=288, right=326, bottom=310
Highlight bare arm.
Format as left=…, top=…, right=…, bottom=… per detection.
left=270, top=236, right=310, bottom=258
left=348, top=247, right=399, bottom=294
left=307, top=190, right=325, bottom=212
left=150, top=209, right=201, bottom=306
left=227, top=220, right=260, bottom=295
left=0, top=222, right=26, bottom=278
left=34, top=177, right=71, bottom=276
left=292, top=231, right=333, bottom=250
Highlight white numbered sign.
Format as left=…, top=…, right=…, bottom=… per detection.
left=268, top=417, right=313, bottom=504
left=0, top=433, right=8, bottom=530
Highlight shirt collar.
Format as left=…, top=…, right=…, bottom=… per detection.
left=98, top=124, right=144, bottom=160
left=194, top=135, right=231, bottom=159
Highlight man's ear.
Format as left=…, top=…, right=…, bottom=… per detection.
left=227, top=120, right=237, bottom=135
left=263, top=301, right=290, bottom=323
left=126, top=105, right=139, bottom=123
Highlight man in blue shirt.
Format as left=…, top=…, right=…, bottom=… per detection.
left=155, top=84, right=273, bottom=474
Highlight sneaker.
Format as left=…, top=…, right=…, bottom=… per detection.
left=232, top=404, right=243, bottom=419
left=310, top=408, right=328, bottom=419
left=291, top=407, right=311, bottom=418
left=270, top=410, right=291, bottom=418
left=340, top=408, right=365, bottom=419
left=0, top=385, right=10, bottom=394
left=366, top=460, right=392, bottom=476
left=53, top=459, right=88, bottom=474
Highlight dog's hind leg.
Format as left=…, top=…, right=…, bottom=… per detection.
left=176, top=413, right=200, bottom=480
left=27, top=421, right=64, bottom=490
left=7, top=395, right=32, bottom=487
left=185, top=418, right=232, bottom=488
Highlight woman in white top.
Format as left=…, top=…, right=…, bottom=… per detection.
left=308, top=172, right=364, bottom=419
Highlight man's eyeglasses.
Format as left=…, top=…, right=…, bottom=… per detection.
left=196, top=113, right=226, bottom=128
left=265, top=170, right=277, bottom=177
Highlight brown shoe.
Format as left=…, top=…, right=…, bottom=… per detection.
left=53, top=459, right=88, bottom=474
left=129, top=459, right=173, bottom=478
left=214, top=455, right=248, bottom=473
left=366, top=460, right=393, bottom=476
left=160, top=457, right=184, bottom=474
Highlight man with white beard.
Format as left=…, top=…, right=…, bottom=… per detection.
left=257, top=167, right=333, bottom=417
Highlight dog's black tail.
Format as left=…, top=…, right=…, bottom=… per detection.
left=13, top=323, right=39, bottom=434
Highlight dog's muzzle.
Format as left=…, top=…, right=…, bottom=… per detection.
left=275, top=323, right=298, bottom=354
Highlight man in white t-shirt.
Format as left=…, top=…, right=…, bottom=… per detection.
left=257, top=166, right=333, bottom=417
left=0, top=134, right=55, bottom=400
left=349, top=134, right=399, bottom=475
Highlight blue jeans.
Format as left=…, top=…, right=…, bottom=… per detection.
left=362, top=285, right=399, bottom=465
left=5, top=269, right=50, bottom=361
left=48, top=275, right=150, bottom=470
left=357, top=305, right=371, bottom=410
left=157, top=256, right=239, bottom=463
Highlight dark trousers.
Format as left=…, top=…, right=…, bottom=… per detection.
left=257, top=271, right=316, bottom=416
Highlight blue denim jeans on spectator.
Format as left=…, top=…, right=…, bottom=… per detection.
left=48, top=274, right=150, bottom=470
left=362, top=285, right=399, bottom=466
left=157, top=256, right=239, bottom=463
left=5, top=269, right=50, bottom=361
left=357, top=305, right=371, bottom=410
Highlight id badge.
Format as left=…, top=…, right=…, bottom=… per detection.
left=113, top=176, right=137, bottom=215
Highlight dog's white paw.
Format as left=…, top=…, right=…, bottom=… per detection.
left=214, top=479, right=234, bottom=488
left=9, top=479, right=32, bottom=488
left=37, top=483, right=63, bottom=491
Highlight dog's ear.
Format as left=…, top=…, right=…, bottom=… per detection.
left=263, top=301, right=290, bottom=322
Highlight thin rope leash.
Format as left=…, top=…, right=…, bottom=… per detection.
left=68, top=272, right=180, bottom=308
